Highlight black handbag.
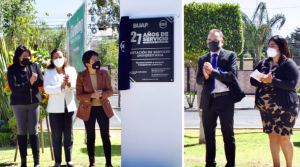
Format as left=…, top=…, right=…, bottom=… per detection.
left=225, top=72, right=245, bottom=103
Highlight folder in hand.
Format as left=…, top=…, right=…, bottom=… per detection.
left=250, top=69, right=267, bottom=82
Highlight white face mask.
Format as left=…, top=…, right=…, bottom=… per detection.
left=53, top=58, right=65, bottom=67
left=267, top=47, right=278, bottom=58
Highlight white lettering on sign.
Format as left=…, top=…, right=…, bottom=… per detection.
left=71, top=18, right=83, bottom=38
left=131, top=31, right=142, bottom=44
left=142, top=31, right=169, bottom=44
left=131, top=30, right=170, bottom=45
left=133, top=23, right=149, bottom=28
left=73, top=46, right=79, bottom=53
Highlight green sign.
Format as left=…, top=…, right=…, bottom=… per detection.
left=67, top=2, right=86, bottom=73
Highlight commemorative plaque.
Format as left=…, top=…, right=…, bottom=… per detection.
left=129, top=17, right=174, bottom=82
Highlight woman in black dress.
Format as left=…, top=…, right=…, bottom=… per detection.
left=251, top=35, right=299, bottom=167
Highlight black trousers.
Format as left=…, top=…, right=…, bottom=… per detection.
left=49, top=109, right=74, bottom=163
left=202, top=93, right=235, bottom=167
left=84, top=106, right=111, bottom=165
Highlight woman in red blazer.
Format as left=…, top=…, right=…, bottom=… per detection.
left=76, top=50, right=114, bottom=167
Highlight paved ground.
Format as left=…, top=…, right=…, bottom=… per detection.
left=41, top=95, right=300, bottom=129
left=183, top=95, right=256, bottom=109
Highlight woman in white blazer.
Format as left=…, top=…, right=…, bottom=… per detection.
left=44, top=48, right=77, bottom=167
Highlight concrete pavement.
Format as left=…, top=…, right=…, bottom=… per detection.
left=183, top=95, right=256, bottom=110
left=41, top=95, right=300, bottom=129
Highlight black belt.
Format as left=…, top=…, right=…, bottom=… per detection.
left=211, top=91, right=230, bottom=98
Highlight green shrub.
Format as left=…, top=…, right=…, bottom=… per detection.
left=297, top=87, right=300, bottom=94
left=0, top=120, right=5, bottom=128
left=184, top=2, right=244, bottom=73
left=0, top=133, right=13, bottom=147
left=185, top=91, right=197, bottom=108
left=8, top=116, right=17, bottom=141
left=0, top=124, right=11, bottom=133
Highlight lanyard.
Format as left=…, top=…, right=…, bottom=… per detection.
left=269, top=61, right=273, bottom=73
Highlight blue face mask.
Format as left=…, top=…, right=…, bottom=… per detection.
left=208, top=41, right=221, bottom=52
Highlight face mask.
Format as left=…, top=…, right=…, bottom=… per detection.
left=91, top=61, right=101, bottom=70
left=267, top=47, right=278, bottom=58
left=208, top=41, right=221, bottom=52
left=53, top=58, right=65, bottom=67
left=20, top=57, right=30, bottom=66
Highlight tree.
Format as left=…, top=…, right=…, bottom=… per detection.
left=287, top=27, right=300, bottom=64
left=89, top=0, right=120, bottom=32
left=96, top=38, right=118, bottom=69
left=184, top=2, right=244, bottom=74
left=242, top=2, right=286, bottom=66
left=40, top=28, right=67, bottom=54
left=0, top=0, right=66, bottom=53
left=0, top=0, right=39, bottom=50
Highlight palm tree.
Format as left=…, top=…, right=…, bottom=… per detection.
left=242, top=2, right=286, bottom=66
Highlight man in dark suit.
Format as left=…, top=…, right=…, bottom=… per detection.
left=196, top=29, right=237, bottom=167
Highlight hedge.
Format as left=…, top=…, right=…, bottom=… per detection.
left=0, top=133, right=13, bottom=147
left=184, top=2, right=244, bottom=71
left=0, top=124, right=11, bottom=133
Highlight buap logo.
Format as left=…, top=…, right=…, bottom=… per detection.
left=120, top=41, right=125, bottom=52
left=159, top=20, right=167, bottom=29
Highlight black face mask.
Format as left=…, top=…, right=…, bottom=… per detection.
left=91, top=61, right=101, bottom=70
left=208, top=41, right=221, bottom=52
left=20, top=57, right=30, bottom=66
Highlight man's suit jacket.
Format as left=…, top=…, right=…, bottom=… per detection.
left=196, top=49, right=243, bottom=110
left=44, top=66, right=77, bottom=113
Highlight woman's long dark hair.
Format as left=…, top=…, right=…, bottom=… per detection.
left=47, top=48, right=69, bottom=69
left=13, top=45, right=31, bottom=64
left=266, top=35, right=290, bottom=64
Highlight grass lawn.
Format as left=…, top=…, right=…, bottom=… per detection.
left=185, top=129, right=300, bottom=167
left=1, top=129, right=300, bottom=166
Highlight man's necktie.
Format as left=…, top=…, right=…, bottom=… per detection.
left=211, top=54, right=218, bottom=91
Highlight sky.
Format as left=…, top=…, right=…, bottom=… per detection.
left=35, top=0, right=300, bottom=37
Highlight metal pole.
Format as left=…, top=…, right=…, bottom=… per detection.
left=46, top=116, right=54, bottom=160
left=187, top=67, right=190, bottom=92
left=197, top=85, right=205, bottom=144
left=39, top=115, right=44, bottom=153
left=14, top=140, right=18, bottom=162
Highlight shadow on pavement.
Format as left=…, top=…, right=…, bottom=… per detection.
left=184, top=135, right=199, bottom=139
left=184, top=109, right=198, bottom=112
left=184, top=143, right=199, bottom=148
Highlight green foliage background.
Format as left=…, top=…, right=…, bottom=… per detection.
left=184, top=2, right=244, bottom=72
left=96, top=39, right=119, bottom=69
left=89, top=0, right=120, bottom=32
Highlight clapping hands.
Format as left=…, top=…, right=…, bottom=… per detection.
left=64, top=74, right=71, bottom=87
left=30, top=72, right=38, bottom=85
left=61, top=74, right=71, bottom=89
left=203, top=62, right=213, bottom=79
left=91, top=89, right=102, bottom=99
